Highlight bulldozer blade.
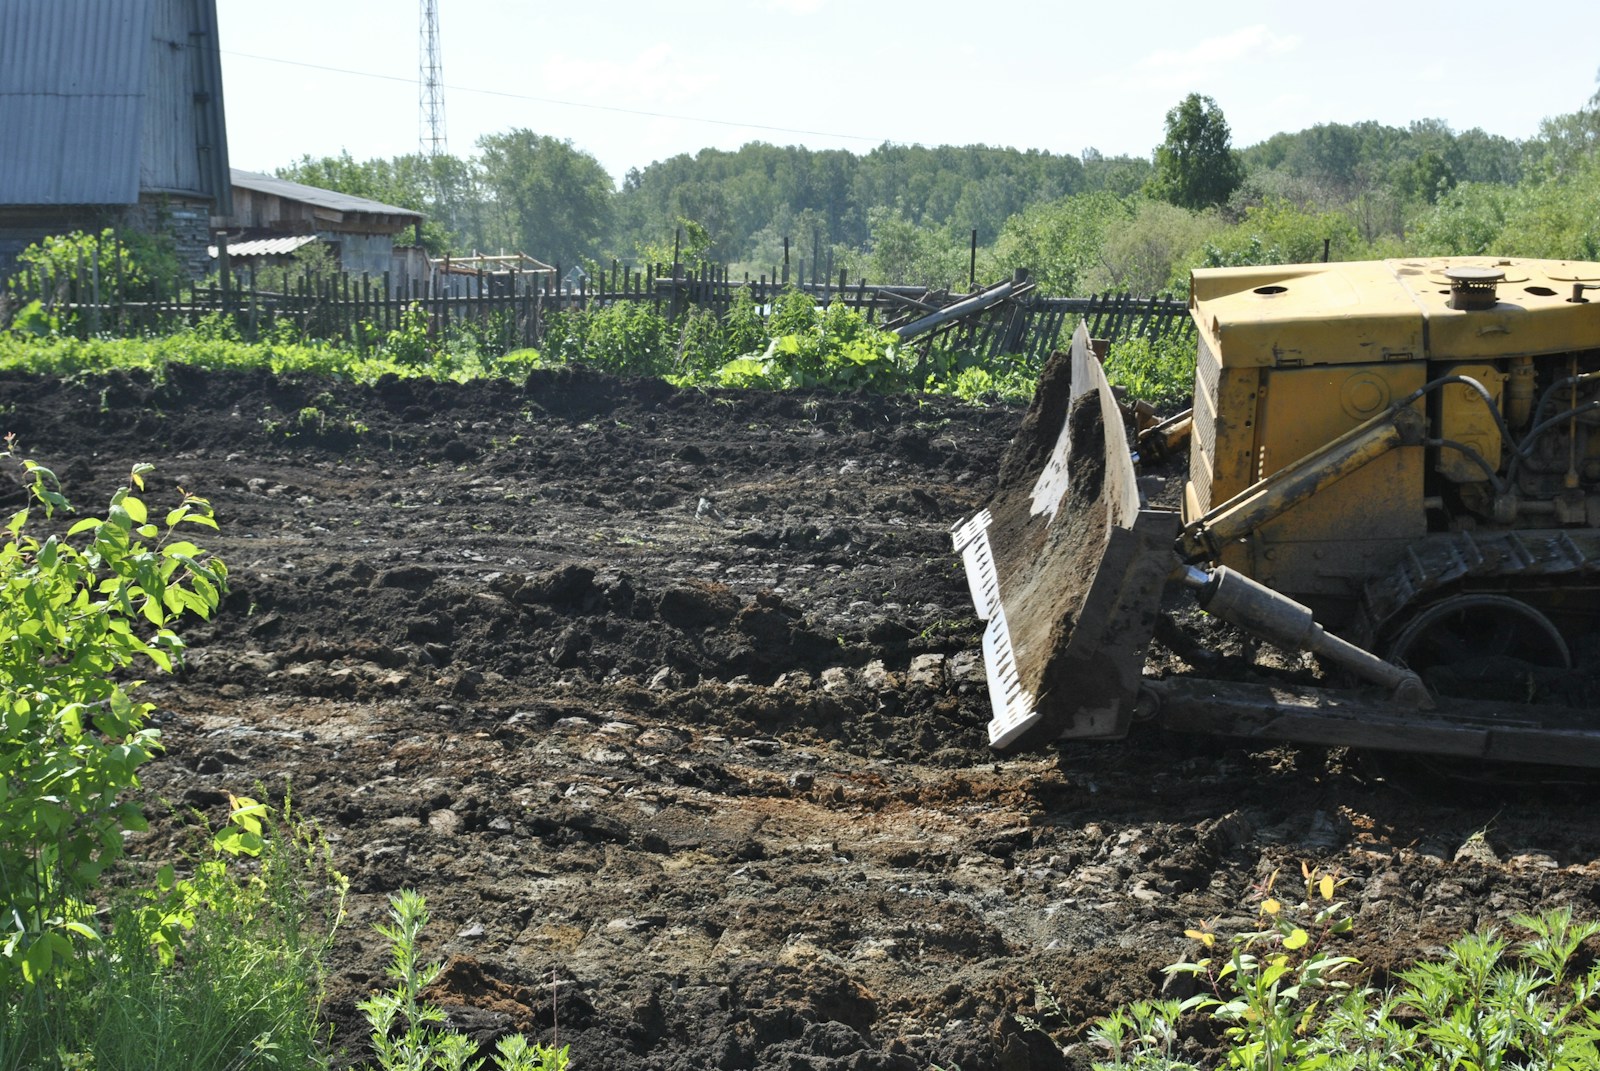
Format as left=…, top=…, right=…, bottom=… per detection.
left=953, top=324, right=1180, bottom=751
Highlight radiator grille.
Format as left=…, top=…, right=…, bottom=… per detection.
left=1190, top=337, right=1220, bottom=510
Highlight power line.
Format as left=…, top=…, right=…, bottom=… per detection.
left=223, top=48, right=879, bottom=145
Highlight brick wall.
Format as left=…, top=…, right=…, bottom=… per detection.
left=125, top=194, right=216, bottom=279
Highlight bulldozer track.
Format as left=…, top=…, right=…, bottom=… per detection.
left=1357, top=527, right=1600, bottom=649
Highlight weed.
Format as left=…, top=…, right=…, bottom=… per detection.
left=1162, top=863, right=1360, bottom=1071
left=1, top=795, right=346, bottom=1071
left=359, top=890, right=568, bottom=1071
left=1081, top=865, right=1600, bottom=1071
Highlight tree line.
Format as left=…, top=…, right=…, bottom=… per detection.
left=277, top=80, right=1600, bottom=295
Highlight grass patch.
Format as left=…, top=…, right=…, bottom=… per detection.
left=1, top=798, right=346, bottom=1071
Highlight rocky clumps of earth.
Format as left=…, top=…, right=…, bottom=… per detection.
left=5, top=363, right=1600, bottom=1070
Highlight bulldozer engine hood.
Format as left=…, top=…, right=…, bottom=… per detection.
left=1190, top=258, right=1600, bottom=368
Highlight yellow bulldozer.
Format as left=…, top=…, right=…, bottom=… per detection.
left=954, top=256, right=1600, bottom=766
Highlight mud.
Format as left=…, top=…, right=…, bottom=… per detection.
left=6, top=364, right=1600, bottom=1071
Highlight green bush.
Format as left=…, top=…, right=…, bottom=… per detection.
left=0, top=447, right=225, bottom=991
left=701, top=296, right=911, bottom=393
left=10, top=228, right=179, bottom=304
left=542, top=301, right=676, bottom=376
left=0, top=452, right=348, bottom=1070
left=1198, top=198, right=1363, bottom=270
left=1103, top=334, right=1195, bottom=412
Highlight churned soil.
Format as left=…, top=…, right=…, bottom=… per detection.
left=5, top=363, right=1600, bottom=1070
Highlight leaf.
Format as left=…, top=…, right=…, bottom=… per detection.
left=213, top=826, right=254, bottom=857
left=1283, top=928, right=1310, bottom=950
left=227, top=794, right=269, bottom=835
left=1262, top=897, right=1281, bottom=916
left=1319, top=873, right=1336, bottom=901
left=140, top=597, right=166, bottom=627
left=62, top=920, right=98, bottom=941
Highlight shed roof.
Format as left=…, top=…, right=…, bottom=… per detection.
left=230, top=171, right=423, bottom=221
left=208, top=234, right=320, bottom=258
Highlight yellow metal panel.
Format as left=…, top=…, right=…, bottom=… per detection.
left=1434, top=362, right=1505, bottom=484
left=1250, top=363, right=1428, bottom=596
left=1191, top=261, right=1424, bottom=368
left=1392, top=258, right=1600, bottom=359
left=1190, top=257, right=1600, bottom=370
left=1256, top=363, right=1424, bottom=475
left=1188, top=363, right=1263, bottom=518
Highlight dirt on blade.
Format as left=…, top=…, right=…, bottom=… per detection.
left=8, top=364, right=1600, bottom=1070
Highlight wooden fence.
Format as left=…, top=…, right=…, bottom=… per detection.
left=2, top=257, right=1192, bottom=356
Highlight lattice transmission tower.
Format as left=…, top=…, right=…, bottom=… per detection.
left=418, top=0, right=448, bottom=159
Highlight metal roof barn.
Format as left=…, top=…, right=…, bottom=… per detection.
left=227, top=172, right=422, bottom=225
left=0, top=0, right=230, bottom=211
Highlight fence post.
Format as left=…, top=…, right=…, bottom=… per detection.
left=89, top=233, right=102, bottom=336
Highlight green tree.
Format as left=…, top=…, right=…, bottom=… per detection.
left=1523, top=97, right=1600, bottom=181
left=1146, top=94, right=1245, bottom=210
left=988, top=191, right=1131, bottom=296
left=634, top=217, right=715, bottom=271
left=1079, top=148, right=1152, bottom=197
left=1085, top=199, right=1220, bottom=295
left=864, top=209, right=969, bottom=287
left=475, top=130, right=615, bottom=268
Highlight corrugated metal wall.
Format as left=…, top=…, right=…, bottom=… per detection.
left=337, top=232, right=398, bottom=277
left=0, top=0, right=229, bottom=210
left=0, top=0, right=151, bottom=204
left=141, top=0, right=230, bottom=209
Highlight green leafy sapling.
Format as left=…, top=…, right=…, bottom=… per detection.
left=0, top=440, right=226, bottom=986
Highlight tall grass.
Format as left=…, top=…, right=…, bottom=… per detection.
left=0, top=803, right=345, bottom=1071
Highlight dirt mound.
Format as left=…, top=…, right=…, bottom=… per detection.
left=8, top=366, right=1600, bottom=1069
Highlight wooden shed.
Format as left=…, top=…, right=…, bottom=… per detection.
left=218, top=170, right=425, bottom=288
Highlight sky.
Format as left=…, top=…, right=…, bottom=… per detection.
left=217, top=1, right=1599, bottom=186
